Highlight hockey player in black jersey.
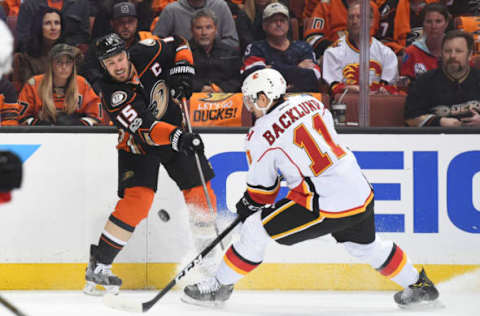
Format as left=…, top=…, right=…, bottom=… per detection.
left=84, top=33, right=220, bottom=295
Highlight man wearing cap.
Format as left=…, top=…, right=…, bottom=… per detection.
left=79, top=2, right=158, bottom=93
left=15, top=0, right=90, bottom=52
left=241, top=2, right=321, bottom=92
left=153, top=0, right=239, bottom=49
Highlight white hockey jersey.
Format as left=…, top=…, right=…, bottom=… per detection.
left=322, top=35, right=398, bottom=86
left=244, top=94, right=373, bottom=218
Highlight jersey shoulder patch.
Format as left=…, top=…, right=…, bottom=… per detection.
left=138, top=38, right=156, bottom=47
left=111, top=91, right=128, bottom=107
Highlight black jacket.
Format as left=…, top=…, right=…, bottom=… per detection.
left=16, top=0, right=90, bottom=50
left=189, top=39, right=242, bottom=92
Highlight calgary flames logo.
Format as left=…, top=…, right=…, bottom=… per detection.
left=343, top=64, right=360, bottom=85
left=342, top=61, right=383, bottom=85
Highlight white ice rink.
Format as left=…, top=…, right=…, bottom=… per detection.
left=2, top=270, right=479, bottom=316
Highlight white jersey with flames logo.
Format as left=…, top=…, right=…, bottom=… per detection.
left=245, top=94, right=373, bottom=218
left=322, top=35, right=398, bottom=86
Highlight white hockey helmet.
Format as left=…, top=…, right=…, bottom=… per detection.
left=0, top=20, right=14, bottom=77
left=242, top=68, right=287, bottom=115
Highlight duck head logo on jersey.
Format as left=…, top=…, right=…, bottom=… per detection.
left=148, top=80, right=168, bottom=119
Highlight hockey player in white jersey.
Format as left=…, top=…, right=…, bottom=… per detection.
left=182, top=68, right=439, bottom=308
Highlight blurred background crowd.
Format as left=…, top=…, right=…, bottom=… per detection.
left=0, top=0, right=479, bottom=127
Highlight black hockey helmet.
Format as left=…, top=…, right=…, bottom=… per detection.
left=96, top=33, right=127, bottom=62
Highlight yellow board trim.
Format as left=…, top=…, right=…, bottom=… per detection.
left=0, top=263, right=478, bottom=290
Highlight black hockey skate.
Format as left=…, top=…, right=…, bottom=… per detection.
left=182, top=277, right=234, bottom=307
left=83, top=245, right=122, bottom=296
left=394, top=268, right=439, bottom=308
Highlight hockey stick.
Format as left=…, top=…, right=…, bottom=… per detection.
left=179, top=97, right=225, bottom=250
left=103, top=216, right=242, bottom=313
left=0, top=294, right=28, bottom=316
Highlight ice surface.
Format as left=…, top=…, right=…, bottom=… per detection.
left=1, top=269, right=478, bottom=316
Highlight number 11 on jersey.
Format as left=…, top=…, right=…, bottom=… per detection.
left=294, top=114, right=346, bottom=176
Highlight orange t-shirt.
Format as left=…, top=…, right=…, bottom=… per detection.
left=17, top=74, right=103, bottom=125
left=47, top=0, right=64, bottom=11
left=151, top=0, right=176, bottom=12
left=3, top=0, right=21, bottom=16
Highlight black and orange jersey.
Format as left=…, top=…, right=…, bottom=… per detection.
left=304, top=0, right=380, bottom=55
left=376, top=0, right=440, bottom=54
left=17, top=74, right=102, bottom=126
left=99, top=36, right=194, bottom=155
left=0, top=78, right=19, bottom=126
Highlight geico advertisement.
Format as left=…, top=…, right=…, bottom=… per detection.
left=0, top=133, right=479, bottom=264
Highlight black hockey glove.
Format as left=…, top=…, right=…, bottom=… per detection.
left=169, top=61, right=195, bottom=100
left=0, top=151, right=22, bottom=192
left=170, top=128, right=204, bottom=155
left=236, top=191, right=264, bottom=222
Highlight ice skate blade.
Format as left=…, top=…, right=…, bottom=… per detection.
left=180, top=293, right=226, bottom=308
left=397, top=299, right=445, bottom=311
left=83, top=281, right=104, bottom=296
left=83, top=281, right=120, bottom=297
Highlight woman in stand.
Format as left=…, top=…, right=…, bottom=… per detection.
left=399, top=3, right=451, bottom=83
left=17, top=44, right=103, bottom=126
left=11, top=7, right=64, bottom=92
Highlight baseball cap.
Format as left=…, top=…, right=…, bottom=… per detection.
left=263, top=2, right=289, bottom=21
left=49, top=43, right=79, bottom=59
left=112, top=2, right=137, bottom=19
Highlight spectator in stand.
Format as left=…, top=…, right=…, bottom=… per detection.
left=0, top=76, right=18, bottom=126
left=16, top=0, right=90, bottom=53
left=91, top=0, right=155, bottom=40
left=1, top=0, right=21, bottom=17
left=441, top=0, right=480, bottom=17
left=153, top=0, right=239, bottom=49
left=0, top=5, right=6, bottom=22
left=376, top=0, right=440, bottom=55
left=399, top=3, right=451, bottom=84
left=80, top=2, right=158, bottom=93
left=225, top=0, right=255, bottom=54
left=243, top=0, right=292, bottom=43
left=152, top=0, right=176, bottom=13
left=304, top=0, right=380, bottom=57
left=17, top=44, right=103, bottom=126
left=11, top=7, right=63, bottom=93
left=241, top=2, right=321, bottom=92
left=322, top=1, right=400, bottom=96
left=405, top=30, right=480, bottom=127
left=190, top=8, right=242, bottom=92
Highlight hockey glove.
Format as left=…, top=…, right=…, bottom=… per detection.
left=0, top=151, right=22, bottom=192
left=236, top=191, right=264, bottom=222
left=170, top=128, right=204, bottom=155
left=169, top=61, right=195, bottom=100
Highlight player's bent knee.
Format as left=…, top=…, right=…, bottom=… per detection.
left=233, top=212, right=270, bottom=262
left=343, top=236, right=394, bottom=268
left=112, top=186, right=155, bottom=228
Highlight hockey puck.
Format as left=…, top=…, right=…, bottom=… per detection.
left=157, top=209, right=170, bottom=222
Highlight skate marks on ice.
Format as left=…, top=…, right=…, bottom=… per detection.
left=2, top=288, right=480, bottom=316
left=1, top=268, right=479, bottom=316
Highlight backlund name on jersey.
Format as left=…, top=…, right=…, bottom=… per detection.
left=261, top=98, right=324, bottom=146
